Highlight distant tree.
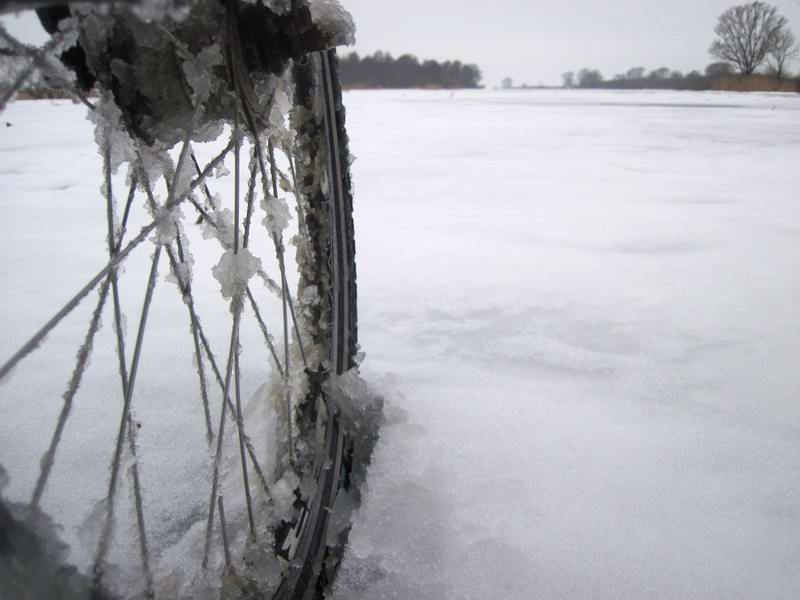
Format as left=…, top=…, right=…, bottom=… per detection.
left=684, top=70, right=707, bottom=90
left=705, top=61, right=734, bottom=78
left=709, top=2, right=788, bottom=74
left=561, top=71, right=575, bottom=88
left=463, top=64, right=482, bottom=88
left=626, top=66, right=646, bottom=80
left=395, top=54, right=421, bottom=88
left=421, top=59, right=443, bottom=87
left=767, top=26, right=799, bottom=78
left=613, top=73, right=627, bottom=81
left=649, top=67, right=671, bottom=80
left=502, top=77, right=513, bottom=89
left=577, top=68, right=603, bottom=88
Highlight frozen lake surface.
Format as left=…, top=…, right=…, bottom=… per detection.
left=2, top=89, right=800, bottom=599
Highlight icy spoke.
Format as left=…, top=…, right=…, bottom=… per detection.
left=96, top=246, right=161, bottom=580
left=218, top=495, right=232, bottom=569
left=129, top=458, right=155, bottom=598
left=202, top=311, right=241, bottom=568
left=0, top=27, right=65, bottom=111
left=234, top=343, right=256, bottom=539
left=232, top=110, right=257, bottom=539
left=139, top=167, right=215, bottom=443
left=117, top=176, right=139, bottom=252
left=137, top=157, right=272, bottom=498
left=249, top=125, right=297, bottom=458
left=243, top=147, right=258, bottom=249
left=195, top=137, right=237, bottom=193
left=189, top=136, right=285, bottom=376
left=269, top=141, right=308, bottom=369
left=195, top=323, right=271, bottom=496
left=246, top=286, right=284, bottom=378
left=29, top=278, right=111, bottom=509
left=0, top=154, right=216, bottom=385
left=190, top=152, right=215, bottom=210
left=95, top=148, right=153, bottom=594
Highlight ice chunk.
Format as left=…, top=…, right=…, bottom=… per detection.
left=90, top=93, right=138, bottom=173
left=202, top=200, right=236, bottom=250
left=212, top=248, right=262, bottom=301
left=261, top=194, right=291, bottom=237
left=308, top=0, right=356, bottom=46
left=170, top=152, right=196, bottom=204
left=182, top=45, right=223, bottom=105
left=241, top=0, right=292, bottom=12
left=270, top=470, right=300, bottom=522
left=152, top=205, right=183, bottom=245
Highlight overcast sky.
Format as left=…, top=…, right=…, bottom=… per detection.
left=3, top=0, right=800, bottom=86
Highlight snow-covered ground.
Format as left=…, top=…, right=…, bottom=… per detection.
left=2, top=89, right=800, bottom=599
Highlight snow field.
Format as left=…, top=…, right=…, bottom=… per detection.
left=1, top=89, right=799, bottom=599
left=335, top=89, right=800, bottom=599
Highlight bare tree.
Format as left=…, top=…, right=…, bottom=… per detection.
left=649, top=67, right=671, bottom=79
left=709, top=2, right=788, bottom=75
left=705, top=61, right=734, bottom=78
left=501, top=77, right=513, bottom=89
left=768, top=26, right=799, bottom=78
left=561, top=71, right=575, bottom=88
left=626, top=67, right=646, bottom=80
left=577, top=68, right=603, bottom=88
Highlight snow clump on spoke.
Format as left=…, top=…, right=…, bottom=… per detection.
left=212, top=248, right=262, bottom=302
left=261, top=194, right=291, bottom=237
left=181, top=44, right=222, bottom=106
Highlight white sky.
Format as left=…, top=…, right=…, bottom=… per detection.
left=3, top=0, right=800, bottom=86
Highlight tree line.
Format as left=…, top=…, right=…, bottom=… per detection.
left=561, top=63, right=736, bottom=91
left=560, top=2, right=798, bottom=91
left=338, top=52, right=482, bottom=89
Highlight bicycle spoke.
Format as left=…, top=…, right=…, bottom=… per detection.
left=248, top=126, right=298, bottom=459
left=0, top=27, right=66, bottom=111
left=145, top=130, right=272, bottom=544
left=138, top=164, right=216, bottom=443
left=268, top=141, right=308, bottom=370
left=232, top=109, right=257, bottom=540
left=97, top=245, right=161, bottom=574
left=243, top=147, right=258, bottom=249
left=29, top=277, right=111, bottom=509
left=195, top=322, right=271, bottom=496
left=190, top=152, right=215, bottom=212
left=0, top=146, right=223, bottom=385
left=217, top=495, right=232, bottom=569
left=245, top=286, right=284, bottom=378
left=202, top=310, right=240, bottom=568
left=128, top=453, right=155, bottom=598
left=189, top=136, right=285, bottom=377
left=96, top=147, right=153, bottom=596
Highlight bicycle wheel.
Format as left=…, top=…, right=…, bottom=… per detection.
left=0, top=2, right=380, bottom=599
